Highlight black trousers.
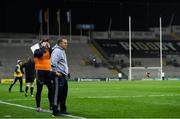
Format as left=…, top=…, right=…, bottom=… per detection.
left=9, top=77, right=23, bottom=92
left=35, top=70, right=53, bottom=108
left=52, top=73, right=68, bottom=112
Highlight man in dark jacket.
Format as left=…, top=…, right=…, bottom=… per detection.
left=21, top=57, right=35, bottom=97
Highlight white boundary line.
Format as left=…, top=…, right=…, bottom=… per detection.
left=5, top=94, right=180, bottom=101
left=0, top=100, right=37, bottom=110
left=6, top=98, right=47, bottom=101
left=0, top=100, right=86, bottom=119
left=80, top=94, right=180, bottom=99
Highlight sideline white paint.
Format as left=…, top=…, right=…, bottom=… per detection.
left=80, top=94, right=180, bottom=99
left=0, top=100, right=86, bottom=119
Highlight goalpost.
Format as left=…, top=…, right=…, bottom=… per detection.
left=128, top=16, right=163, bottom=80
left=131, top=67, right=161, bottom=80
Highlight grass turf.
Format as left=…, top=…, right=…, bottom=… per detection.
left=0, top=80, right=180, bottom=118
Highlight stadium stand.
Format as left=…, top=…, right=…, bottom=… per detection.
left=66, top=42, right=117, bottom=79
left=0, top=34, right=117, bottom=79
left=1, top=26, right=180, bottom=80
left=0, top=45, right=33, bottom=78
left=92, top=29, right=180, bottom=79
left=161, top=34, right=176, bottom=41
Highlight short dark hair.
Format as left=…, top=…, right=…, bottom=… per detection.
left=40, top=39, right=49, bottom=44
left=57, top=37, right=67, bottom=45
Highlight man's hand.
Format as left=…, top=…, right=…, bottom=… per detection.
left=46, top=42, right=50, bottom=48
left=68, top=73, right=70, bottom=79
left=56, top=72, right=62, bottom=77
left=41, top=42, right=47, bottom=47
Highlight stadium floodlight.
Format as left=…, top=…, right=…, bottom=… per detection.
left=128, top=17, right=163, bottom=80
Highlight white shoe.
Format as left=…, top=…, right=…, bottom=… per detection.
left=36, top=107, right=42, bottom=112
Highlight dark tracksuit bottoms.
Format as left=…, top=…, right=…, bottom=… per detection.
left=52, top=73, right=68, bottom=112
left=35, top=70, right=53, bottom=108
left=9, top=77, right=23, bottom=92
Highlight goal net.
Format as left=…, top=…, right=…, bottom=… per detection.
left=131, top=67, right=161, bottom=80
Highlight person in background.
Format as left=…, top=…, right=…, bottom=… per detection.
left=146, top=72, right=150, bottom=78
left=51, top=37, right=70, bottom=116
left=34, top=39, right=53, bottom=112
left=21, top=56, right=35, bottom=97
left=118, top=72, right=122, bottom=80
left=162, top=72, right=165, bottom=80
left=9, top=60, right=24, bottom=93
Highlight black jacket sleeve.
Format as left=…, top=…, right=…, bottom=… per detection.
left=14, top=66, right=19, bottom=73
left=20, top=66, right=24, bottom=74
left=49, top=47, right=52, bottom=55
left=34, top=47, right=46, bottom=57
left=21, top=63, right=25, bottom=74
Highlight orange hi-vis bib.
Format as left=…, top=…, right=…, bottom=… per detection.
left=34, top=49, right=51, bottom=71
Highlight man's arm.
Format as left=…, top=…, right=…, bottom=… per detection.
left=20, top=66, right=24, bottom=74
left=34, top=47, right=46, bottom=57
left=20, top=63, right=26, bottom=74
left=14, top=66, right=19, bottom=74
left=51, top=49, right=61, bottom=69
left=51, top=49, right=62, bottom=76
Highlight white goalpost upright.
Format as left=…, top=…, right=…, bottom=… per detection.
left=159, top=17, right=163, bottom=80
left=128, top=17, right=163, bottom=80
left=129, top=16, right=132, bottom=80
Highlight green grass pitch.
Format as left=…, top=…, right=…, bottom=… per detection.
left=0, top=80, right=180, bottom=118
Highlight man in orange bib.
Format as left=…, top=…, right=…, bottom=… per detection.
left=34, top=39, right=53, bottom=112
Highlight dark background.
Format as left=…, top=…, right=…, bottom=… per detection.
left=0, top=0, right=180, bottom=34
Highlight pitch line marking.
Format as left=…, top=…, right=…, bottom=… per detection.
left=7, top=94, right=180, bottom=101
left=0, top=100, right=86, bottom=119
left=80, top=94, right=180, bottom=99
left=6, top=98, right=47, bottom=101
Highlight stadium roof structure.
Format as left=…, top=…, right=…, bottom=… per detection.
left=1, top=0, right=180, bottom=33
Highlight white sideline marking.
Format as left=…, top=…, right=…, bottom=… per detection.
left=7, top=94, right=180, bottom=101
left=0, top=100, right=37, bottom=110
left=80, top=94, right=180, bottom=99
left=0, top=100, right=86, bottom=119
left=6, top=98, right=47, bottom=101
